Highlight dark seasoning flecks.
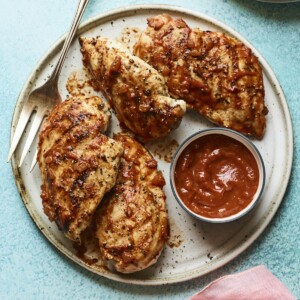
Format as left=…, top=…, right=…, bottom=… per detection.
left=36, top=17, right=217, bottom=276
left=10, top=3, right=291, bottom=286
left=63, top=59, right=182, bottom=268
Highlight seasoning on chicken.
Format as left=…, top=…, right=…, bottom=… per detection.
left=79, top=36, right=186, bottom=141
left=37, top=95, right=123, bottom=242
left=95, top=132, right=168, bottom=273
left=134, top=14, right=268, bottom=139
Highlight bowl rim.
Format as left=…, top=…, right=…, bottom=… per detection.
left=169, top=128, right=266, bottom=223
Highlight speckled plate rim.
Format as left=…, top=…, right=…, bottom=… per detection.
left=10, top=4, right=294, bottom=285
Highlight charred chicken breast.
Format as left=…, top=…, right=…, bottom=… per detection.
left=79, top=36, right=186, bottom=141
left=95, top=133, right=168, bottom=273
left=134, top=14, right=268, bottom=138
left=37, top=95, right=123, bottom=242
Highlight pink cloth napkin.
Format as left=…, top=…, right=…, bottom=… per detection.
left=189, top=265, right=296, bottom=300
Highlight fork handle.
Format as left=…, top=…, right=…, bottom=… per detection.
left=50, top=0, right=89, bottom=83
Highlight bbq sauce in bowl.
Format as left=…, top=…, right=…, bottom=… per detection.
left=171, top=129, right=265, bottom=222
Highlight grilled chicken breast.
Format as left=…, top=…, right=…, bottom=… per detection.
left=79, top=36, right=186, bottom=141
left=95, top=133, right=168, bottom=273
left=134, top=14, right=268, bottom=138
left=37, top=95, right=123, bottom=242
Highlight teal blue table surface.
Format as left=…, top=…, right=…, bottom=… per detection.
left=1, top=0, right=299, bottom=299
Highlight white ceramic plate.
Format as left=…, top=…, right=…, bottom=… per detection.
left=11, top=5, right=293, bottom=285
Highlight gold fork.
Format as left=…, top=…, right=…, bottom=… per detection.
left=8, top=0, right=89, bottom=170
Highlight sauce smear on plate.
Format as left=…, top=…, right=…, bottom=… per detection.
left=174, top=134, right=259, bottom=218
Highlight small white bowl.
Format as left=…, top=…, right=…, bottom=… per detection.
left=170, top=128, right=266, bottom=223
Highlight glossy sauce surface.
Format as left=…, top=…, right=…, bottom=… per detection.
left=174, top=134, right=259, bottom=218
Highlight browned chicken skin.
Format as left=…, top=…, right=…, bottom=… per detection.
left=79, top=36, right=186, bottom=141
left=37, top=95, right=123, bottom=242
left=134, top=14, right=268, bottom=138
left=95, top=133, right=168, bottom=273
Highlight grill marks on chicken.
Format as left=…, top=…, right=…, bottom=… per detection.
left=38, top=95, right=169, bottom=271
left=79, top=36, right=186, bottom=141
left=37, top=96, right=123, bottom=242
left=134, top=14, right=268, bottom=138
left=95, top=133, right=168, bottom=273
left=37, top=15, right=268, bottom=273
